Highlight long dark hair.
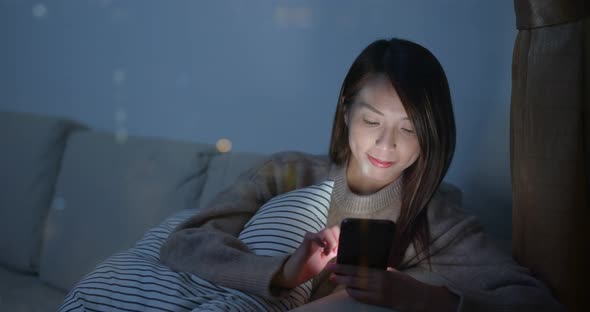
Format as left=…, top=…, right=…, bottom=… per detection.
left=329, top=38, right=456, bottom=268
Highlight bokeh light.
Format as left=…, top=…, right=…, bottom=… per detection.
left=32, top=3, right=47, bottom=18
left=52, top=196, right=66, bottom=211
left=113, top=69, right=126, bottom=86
left=115, top=127, right=128, bottom=144
left=273, top=5, right=311, bottom=29
left=98, top=0, right=112, bottom=8
left=115, top=107, right=127, bottom=124
left=43, top=221, right=56, bottom=241
left=216, top=138, right=232, bottom=153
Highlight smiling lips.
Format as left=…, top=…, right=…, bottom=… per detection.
left=367, top=154, right=394, bottom=168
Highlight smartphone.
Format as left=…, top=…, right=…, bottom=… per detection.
left=336, top=218, right=396, bottom=270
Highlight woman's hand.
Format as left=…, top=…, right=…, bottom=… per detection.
left=273, top=225, right=340, bottom=289
left=326, top=264, right=459, bottom=312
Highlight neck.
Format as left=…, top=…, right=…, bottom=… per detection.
left=328, top=163, right=403, bottom=217
left=345, top=161, right=400, bottom=195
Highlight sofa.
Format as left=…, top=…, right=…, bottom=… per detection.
left=0, top=110, right=474, bottom=311
left=0, top=110, right=272, bottom=311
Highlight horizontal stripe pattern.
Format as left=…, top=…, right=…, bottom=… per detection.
left=238, top=180, right=333, bottom=301
left=59, top=180, right=334, bottom=311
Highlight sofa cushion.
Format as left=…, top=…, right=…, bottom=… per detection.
left=39, top=131, right=216, bottom=291
left=0, top=266, right=66, bottom=312
left=0, top=111, right=86, bottom=272
left=198, top=151, right=266, bottom=208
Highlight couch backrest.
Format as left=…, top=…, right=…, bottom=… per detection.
left=198, top=152, right=267, bottom=209
left=0, top=111, right=87, bottom=273
left=38, top=130, right=219, bottom=291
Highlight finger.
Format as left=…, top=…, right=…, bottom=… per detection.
left=318, top=230, right=338, bottom=252
left=325, top=263, right=371, bottom=278
left=330, top=273, right=370, bottom=290
left=322, top=225, right=339, bottom=242
left=329, top=226, right=340, bottom=254
left=327, top=225, right=341, bottom=250
left=332, top=270, right=389, bottom=293
left=325, top=263, right=356, bottom=275
left=345, top=287, right=379, bottom=305
left=305, top=232, right=325, bottom=248
left=302, top=233, right=326, bottom=257
left=383, top=267, right=407, bottom=281
left=329, top=225, right=340, bottom=241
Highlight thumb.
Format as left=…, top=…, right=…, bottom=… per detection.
left=302, top=233, right=324, bottom=256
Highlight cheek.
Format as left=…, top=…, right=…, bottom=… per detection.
left=401, top=139, right=421, bottom=163
left=348, top=124, right=372, bottom=151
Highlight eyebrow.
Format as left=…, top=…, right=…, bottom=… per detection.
left=359, top=101, right=384, bottom=116
left=358, top=101, right=409, bottom=120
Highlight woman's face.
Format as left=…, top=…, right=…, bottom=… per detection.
left=345, top=77, right=421, bottom=194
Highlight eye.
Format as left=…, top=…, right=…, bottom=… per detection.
left=363, top=118, right=379, bottom=126
left=402, top=128, right=415, bottom=134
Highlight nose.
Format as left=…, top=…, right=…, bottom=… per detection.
left=375, top=129, right=397, bottom=150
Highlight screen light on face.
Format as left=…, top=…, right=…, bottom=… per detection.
left=361, top=160, right=371, bottom=176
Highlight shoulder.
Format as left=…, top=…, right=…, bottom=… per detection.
left=246, top=151, right=333, bottom=194
left=421, top=184, right=519, bottom=269
left=252, top=151, right=332, bottom=178
left=427, top=182, right=466, bottom=218
left=426, top=182, right=482, bottom=241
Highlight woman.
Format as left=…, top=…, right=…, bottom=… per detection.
left=160, top=38, right=563, bottom=311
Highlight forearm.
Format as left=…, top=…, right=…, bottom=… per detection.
left=271, top=254, right=294, bottom=288
left=160, top=151, right=330, bottom=297
left=418, top=197, right=566, bottom=312
left=160, top=225, right=291, bottom=298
